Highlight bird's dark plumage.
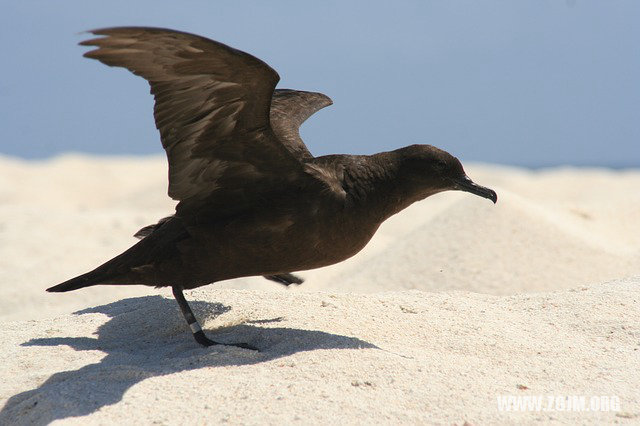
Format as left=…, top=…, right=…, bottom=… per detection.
left=48, top=27, right=497, bottom=349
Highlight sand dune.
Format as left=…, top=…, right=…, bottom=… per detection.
left=316, top=191, right=639, bottom=294
left=1, top=155, right=639, bottom=423
left=1, top=281, right=638, bottom=424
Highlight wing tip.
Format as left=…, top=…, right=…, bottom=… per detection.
left=274, top=89, right=334, bottom=109
left=313, top=92, right=333, bottom=108
left=77, top=27, right=145, bottom=47
left=322, top=94, right=334, bottom=108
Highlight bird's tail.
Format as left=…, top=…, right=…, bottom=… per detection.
left=47, top=268, right=111, bottom=293
left=48, top=216, right=179, bottom=293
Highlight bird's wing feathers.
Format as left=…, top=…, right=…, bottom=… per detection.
left=81, top=27, right=341, bottom=213
left=270, top=89, right=332, bottom=160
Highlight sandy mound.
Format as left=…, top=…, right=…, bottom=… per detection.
left=1, top=280, right=638, bottom=424
left=317, top=191, right=639, bottom=294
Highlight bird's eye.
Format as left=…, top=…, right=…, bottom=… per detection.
left=435, top=160, right=447, bottom=171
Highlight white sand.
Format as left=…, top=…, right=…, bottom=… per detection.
left=1, top=154, right=639, bottom=424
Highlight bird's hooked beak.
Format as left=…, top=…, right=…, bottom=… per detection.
left=452, top=175, right=497, bottom=203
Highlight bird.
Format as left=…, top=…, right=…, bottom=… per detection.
left=48, top=27, right=497, bottom=349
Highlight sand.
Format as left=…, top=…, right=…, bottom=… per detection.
left=1, top=154, right=639, bottom=424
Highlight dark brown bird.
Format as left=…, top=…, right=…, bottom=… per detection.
left=48, top=27, right=497, bottom=349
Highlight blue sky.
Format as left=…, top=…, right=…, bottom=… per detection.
left=1, top=1, right=638, bottom=167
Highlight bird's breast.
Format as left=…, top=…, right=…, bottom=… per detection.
left=186, top=200, right=380, bottom=281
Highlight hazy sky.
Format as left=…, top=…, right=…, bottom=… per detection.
left=1, top=1, right=638, bottom=167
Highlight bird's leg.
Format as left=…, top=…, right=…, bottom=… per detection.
left=171, top=286, right=257, bottom=350
left=263, top=273, right=304, bottom=286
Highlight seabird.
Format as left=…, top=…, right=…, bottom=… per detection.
left=48, top=27, right=497, bottom=349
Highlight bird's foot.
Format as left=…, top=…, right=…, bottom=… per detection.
left=193, top=330, right=258, bottom=351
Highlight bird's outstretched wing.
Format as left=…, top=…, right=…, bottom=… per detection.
left=81, top=27, right=339, bottom=213
left=270, top=89, right=332, bottom=160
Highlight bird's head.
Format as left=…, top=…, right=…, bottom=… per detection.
left=394, top=144, right=497, bottom=203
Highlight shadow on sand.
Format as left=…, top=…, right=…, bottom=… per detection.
left=0, top=295, right=376, bottom=424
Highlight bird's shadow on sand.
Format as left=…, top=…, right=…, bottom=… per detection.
left=0, top=295, right=376, bottom=425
